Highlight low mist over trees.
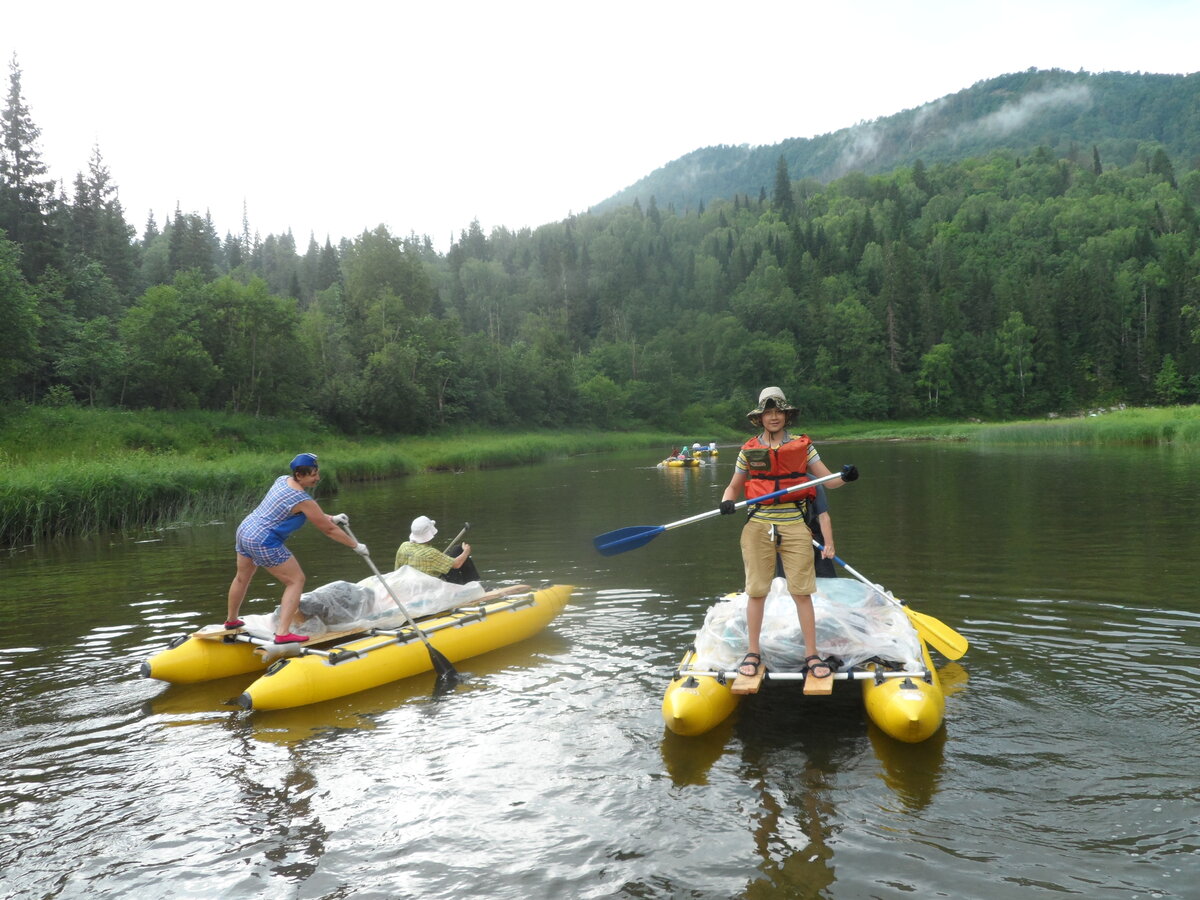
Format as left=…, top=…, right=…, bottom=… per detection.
left=3, top=57, right=1200, bottom=432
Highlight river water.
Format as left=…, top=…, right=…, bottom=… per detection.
left=1, top=442, right=1197, bottom=899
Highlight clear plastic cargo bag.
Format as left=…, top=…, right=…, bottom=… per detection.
left=691, top=576, right=923, bottom=672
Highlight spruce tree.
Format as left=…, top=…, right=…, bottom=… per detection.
left=772, top=155, right=794, bottom=219
left=314, top=238, right=340, bottom=292
left=76, top=145, right=136, bottom=296
left=0, top=54, right=57, bottom=277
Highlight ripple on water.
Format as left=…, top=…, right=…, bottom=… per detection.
left=5, top=447, right=1200, bottom=899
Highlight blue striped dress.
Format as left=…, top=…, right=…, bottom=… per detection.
left=234, top=476, right=312, bottom=567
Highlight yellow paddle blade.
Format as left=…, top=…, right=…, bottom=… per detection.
left=904, top=606, right=969, bottom=660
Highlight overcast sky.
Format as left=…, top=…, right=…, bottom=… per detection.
left=4, top=0, right=1198, bottom=252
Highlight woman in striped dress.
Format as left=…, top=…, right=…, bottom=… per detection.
left=226, top=453, right=368, bottom=643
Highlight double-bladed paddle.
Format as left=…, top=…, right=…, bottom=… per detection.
left=594, top=470, right=847, bottom=557
left=813, top=540, right=969, bottom=660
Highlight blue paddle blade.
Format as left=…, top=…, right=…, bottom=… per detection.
left=593, top=525, right=666, bottom=556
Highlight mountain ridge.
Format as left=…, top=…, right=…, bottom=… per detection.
left=593, top=68, right=1200, bottom=213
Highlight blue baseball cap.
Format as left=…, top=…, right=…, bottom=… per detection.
left=290, top=452, right=319, bottom=470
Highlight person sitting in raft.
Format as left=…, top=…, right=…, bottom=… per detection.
left=226, top=453, right=369, bottom=644
left=395, top=515, right=480, bottom=585
left=719, top=387, right=858, bottom=681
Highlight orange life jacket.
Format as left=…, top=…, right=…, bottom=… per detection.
left=742, top=434, right=816, bottom=505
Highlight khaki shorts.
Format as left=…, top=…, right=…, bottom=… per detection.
left=740, top=517, right=815, bottom=597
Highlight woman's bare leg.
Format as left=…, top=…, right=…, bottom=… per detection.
left=266, top=557, right=306, bottom=635
left=227, top=554, right=258, bottom=622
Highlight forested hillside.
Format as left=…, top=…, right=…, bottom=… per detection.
left=2, top=60, right=1199, bottom=435
left=598, top=69, right=1200, bottom=216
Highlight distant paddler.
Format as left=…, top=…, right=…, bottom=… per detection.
left=226, top=452, right=368, bottom=643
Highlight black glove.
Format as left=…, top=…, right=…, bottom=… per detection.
left=719, top=500, right=737, bottom=515
left=840, top=464, right=859, bottom=482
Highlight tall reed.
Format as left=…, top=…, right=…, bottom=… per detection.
left=975, top=407, right=1200, bottom=446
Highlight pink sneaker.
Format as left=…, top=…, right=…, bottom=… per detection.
left=273, top=632, right=309, bottom=644
left=224, top=619, right=245, bottom=629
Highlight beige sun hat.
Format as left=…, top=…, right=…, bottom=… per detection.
left=747, top=386, right=798, bottom=425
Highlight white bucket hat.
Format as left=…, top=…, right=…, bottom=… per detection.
left=409, top=515, right=438, bottom=543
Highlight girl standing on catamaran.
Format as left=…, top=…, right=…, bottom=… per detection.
left=718, top=387, right=858, bottom=682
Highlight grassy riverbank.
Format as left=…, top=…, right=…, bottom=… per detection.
left=0, top=406, right=690, bottom=545
left=3, top=404, right=1198, bottom=545
left=817, top=405, right=1200, bottom=445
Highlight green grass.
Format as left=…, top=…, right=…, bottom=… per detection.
left=814, top=406, right=1200, bottom=445
left=0, top=454, right=274, bottom=542
left=813, top=419, right=985, bottom=441
left=972, top=406, right=1200, bottom=446
left=0, top=405, right=334, bottom=464
left=4, top=403, right=1198, bottom=545
left=0, top=406, right=685, bottom=544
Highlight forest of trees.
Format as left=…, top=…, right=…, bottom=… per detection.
left=3, top=57, right=1200, bottom=435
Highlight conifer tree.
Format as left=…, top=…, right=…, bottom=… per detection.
left=0, top=54, right=57, bottom=277
left=647, top=195, right=661, bottom=227
left=0, top=233, right=39, bottom=398
left=142, top=211, right=159, bottom=246
left=1150, top=147, right=1176, bottom=187
left=315, top=238, right=340, bottom=292
left=772, top=155, right=794, bottom=218
left=912, top=158, right=930, bottom=194
left=71, top=145, right=136, bottom=296
left=224, top=232, right=244, bottom=270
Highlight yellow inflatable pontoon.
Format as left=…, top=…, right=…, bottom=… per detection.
left=662, top=640, right=944, bottom=742
left=237, top=584, right=572, bottom=710
left=142, top=585, right=572, bottom=709
left=660, top=576, right=959, bottom=743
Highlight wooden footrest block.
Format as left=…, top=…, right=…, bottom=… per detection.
left=803, top=671, right=834, bottom=695
left=193, top=625, right=243, bottom=641
left=731, top=668, right=766, bottom=695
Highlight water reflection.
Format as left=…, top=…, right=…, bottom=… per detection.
left=742, top=763, right=837, bottom=899
left=736, top=720, right=842, bottom=898
left=143, top=628, right=575, bottom=746
left=868, top=721, right=948, bottom=812
left=222, top=730, right=330, bottom=884
left=660, top=720, right=736, bottom=787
